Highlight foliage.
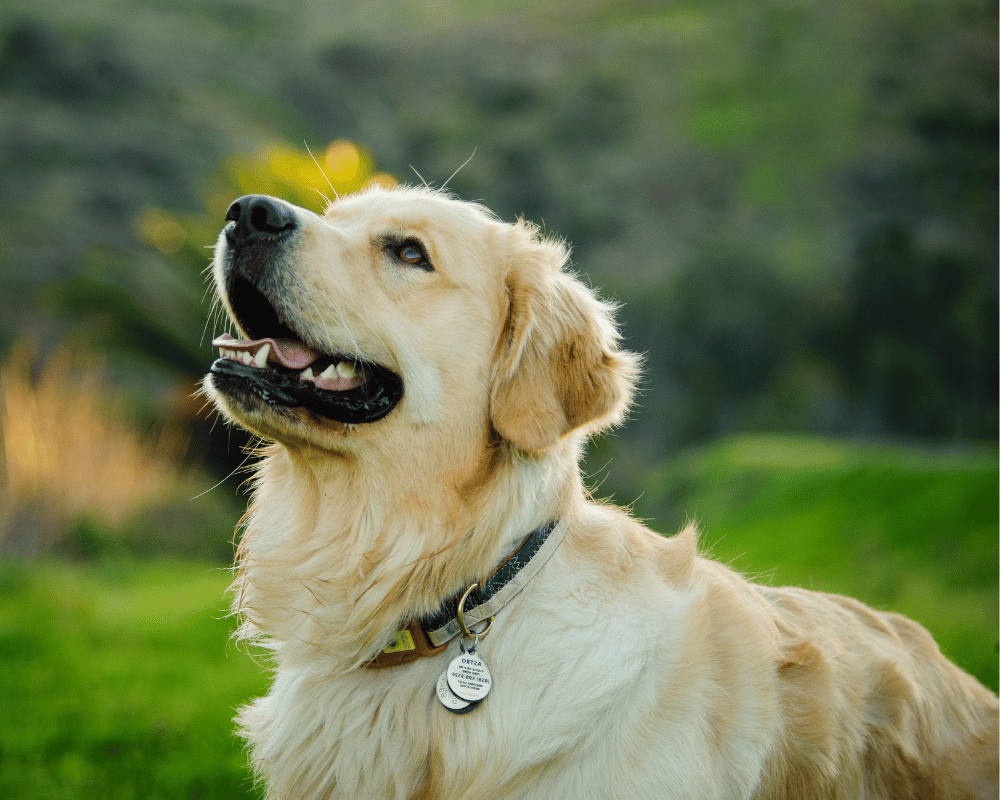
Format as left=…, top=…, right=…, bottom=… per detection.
left=637, top=434, right=999, bottom=692
left=0, top=1, right=994, bottom=479
left=0, top=347, right=175, bottom=546
left=817, top=222, right=998, bottom=438
left=0, top=346, right=239, bottom=559
left=209, top=140, right=395, bottom=218
left=0, top=558, right=265, bottom=799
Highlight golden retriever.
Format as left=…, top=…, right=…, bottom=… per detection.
left=204, top=186, right=998, bottom=800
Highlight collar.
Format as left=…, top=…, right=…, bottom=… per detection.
left=366, top=518, right=567, bottom=669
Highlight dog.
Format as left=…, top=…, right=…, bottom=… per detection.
left=204, top=186, right=998, bottom=800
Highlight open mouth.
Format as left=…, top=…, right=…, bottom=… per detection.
left=210, top=278, right=403, bottom=425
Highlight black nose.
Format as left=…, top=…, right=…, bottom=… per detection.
left=224, top=195, right=298, bottom=246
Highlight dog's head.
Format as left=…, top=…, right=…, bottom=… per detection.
left=204, top=187, right=638, bottom=457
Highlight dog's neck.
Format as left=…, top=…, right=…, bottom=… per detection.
left=231, top=436, right=582, bottom=673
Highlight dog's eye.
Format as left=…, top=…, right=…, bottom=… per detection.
left=400, top=244, right=423, bottom=263
left=391, top=240, right=432, bottom=270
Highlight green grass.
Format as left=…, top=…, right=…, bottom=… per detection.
left=0, top=559, right=267, bottom=800
left=638, top=434, right=999, bottom=692
left=1, top=434, right=996, bottom=798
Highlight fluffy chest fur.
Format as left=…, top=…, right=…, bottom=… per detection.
left=235, top=509, right=787, bottom=800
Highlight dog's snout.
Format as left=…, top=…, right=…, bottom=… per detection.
left=225, top=195, right=298, bottom=246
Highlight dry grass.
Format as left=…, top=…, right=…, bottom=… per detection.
left=0, top=346, right=189, bottom=556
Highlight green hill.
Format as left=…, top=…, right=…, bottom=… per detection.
left=638, top=434, right=998, bottom=691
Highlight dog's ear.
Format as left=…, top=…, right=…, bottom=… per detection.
left=490, top=226, right=640, bottom=453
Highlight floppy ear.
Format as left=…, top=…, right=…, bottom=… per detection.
left=490, top=228, right=640, bottom=453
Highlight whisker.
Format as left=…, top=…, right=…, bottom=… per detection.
left=306, top=141, right=339, bottom=201
left=309, top=186, right=332, bottom=207
left=409, top=165, right=430, bottom=189
left=441, top=148, right=477, bottom=191
left=189, top=435, right=256, bottom=501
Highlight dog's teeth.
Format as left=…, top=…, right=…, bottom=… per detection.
left=301, top=367, right=314, bottom=380
left=242, top=351, right=253, bottom=365
left=254, top=343, right=270, bottom=368
left=336, top=362, right=356, bottom=379
left=318, top=364, right=337, bottom=380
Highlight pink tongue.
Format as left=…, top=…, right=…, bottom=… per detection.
left=212, top=333, right=318, bottom=369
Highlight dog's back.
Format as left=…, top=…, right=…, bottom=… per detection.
left=755, top=584, right=999, bottom=799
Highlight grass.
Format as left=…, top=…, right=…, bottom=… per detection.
left=0, top=558, right=266, bottom=800
left=0, top=434, right=995, bottom=798
left=638, top=434, right=999, bottom=692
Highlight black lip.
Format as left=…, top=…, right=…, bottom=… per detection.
left=210, top=358, right=404, bottom=425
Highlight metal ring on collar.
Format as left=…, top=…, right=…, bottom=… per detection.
left=456, top=583, right=495, bottom=640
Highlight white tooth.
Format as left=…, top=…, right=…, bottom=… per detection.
left=336, top=361, right=356, bottom=379
left=241, top=351, right=253, bottom=365
left=225, top=350, right=235, bottom=359
left=318, top=364, right=337, bottom=380
left=301, top=367, right=314, bottom=380
left=253, top=343, right=270, bottom=368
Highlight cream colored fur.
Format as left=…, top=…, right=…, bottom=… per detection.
left=206, top=186, right=998, bottom=800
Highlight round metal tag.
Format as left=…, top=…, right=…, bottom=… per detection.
left=435, top=670, right=480, bottom=714
left=446, top=650, right=493, bottom=702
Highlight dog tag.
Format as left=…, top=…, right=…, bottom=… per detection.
left=435, top=669, right=480, bottom=714
left=446, top=641, right=493, bottom=703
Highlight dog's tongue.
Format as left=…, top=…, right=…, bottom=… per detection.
left=212, top=333, right=317, bottom=369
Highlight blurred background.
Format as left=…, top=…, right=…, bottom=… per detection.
left=0, top=1, right=995, bottom=797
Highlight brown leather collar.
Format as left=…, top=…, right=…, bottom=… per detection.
left=366, top=619, right=449, bottom=669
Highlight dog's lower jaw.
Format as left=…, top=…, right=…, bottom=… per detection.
left=203, top=377, right=362, bottom=453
